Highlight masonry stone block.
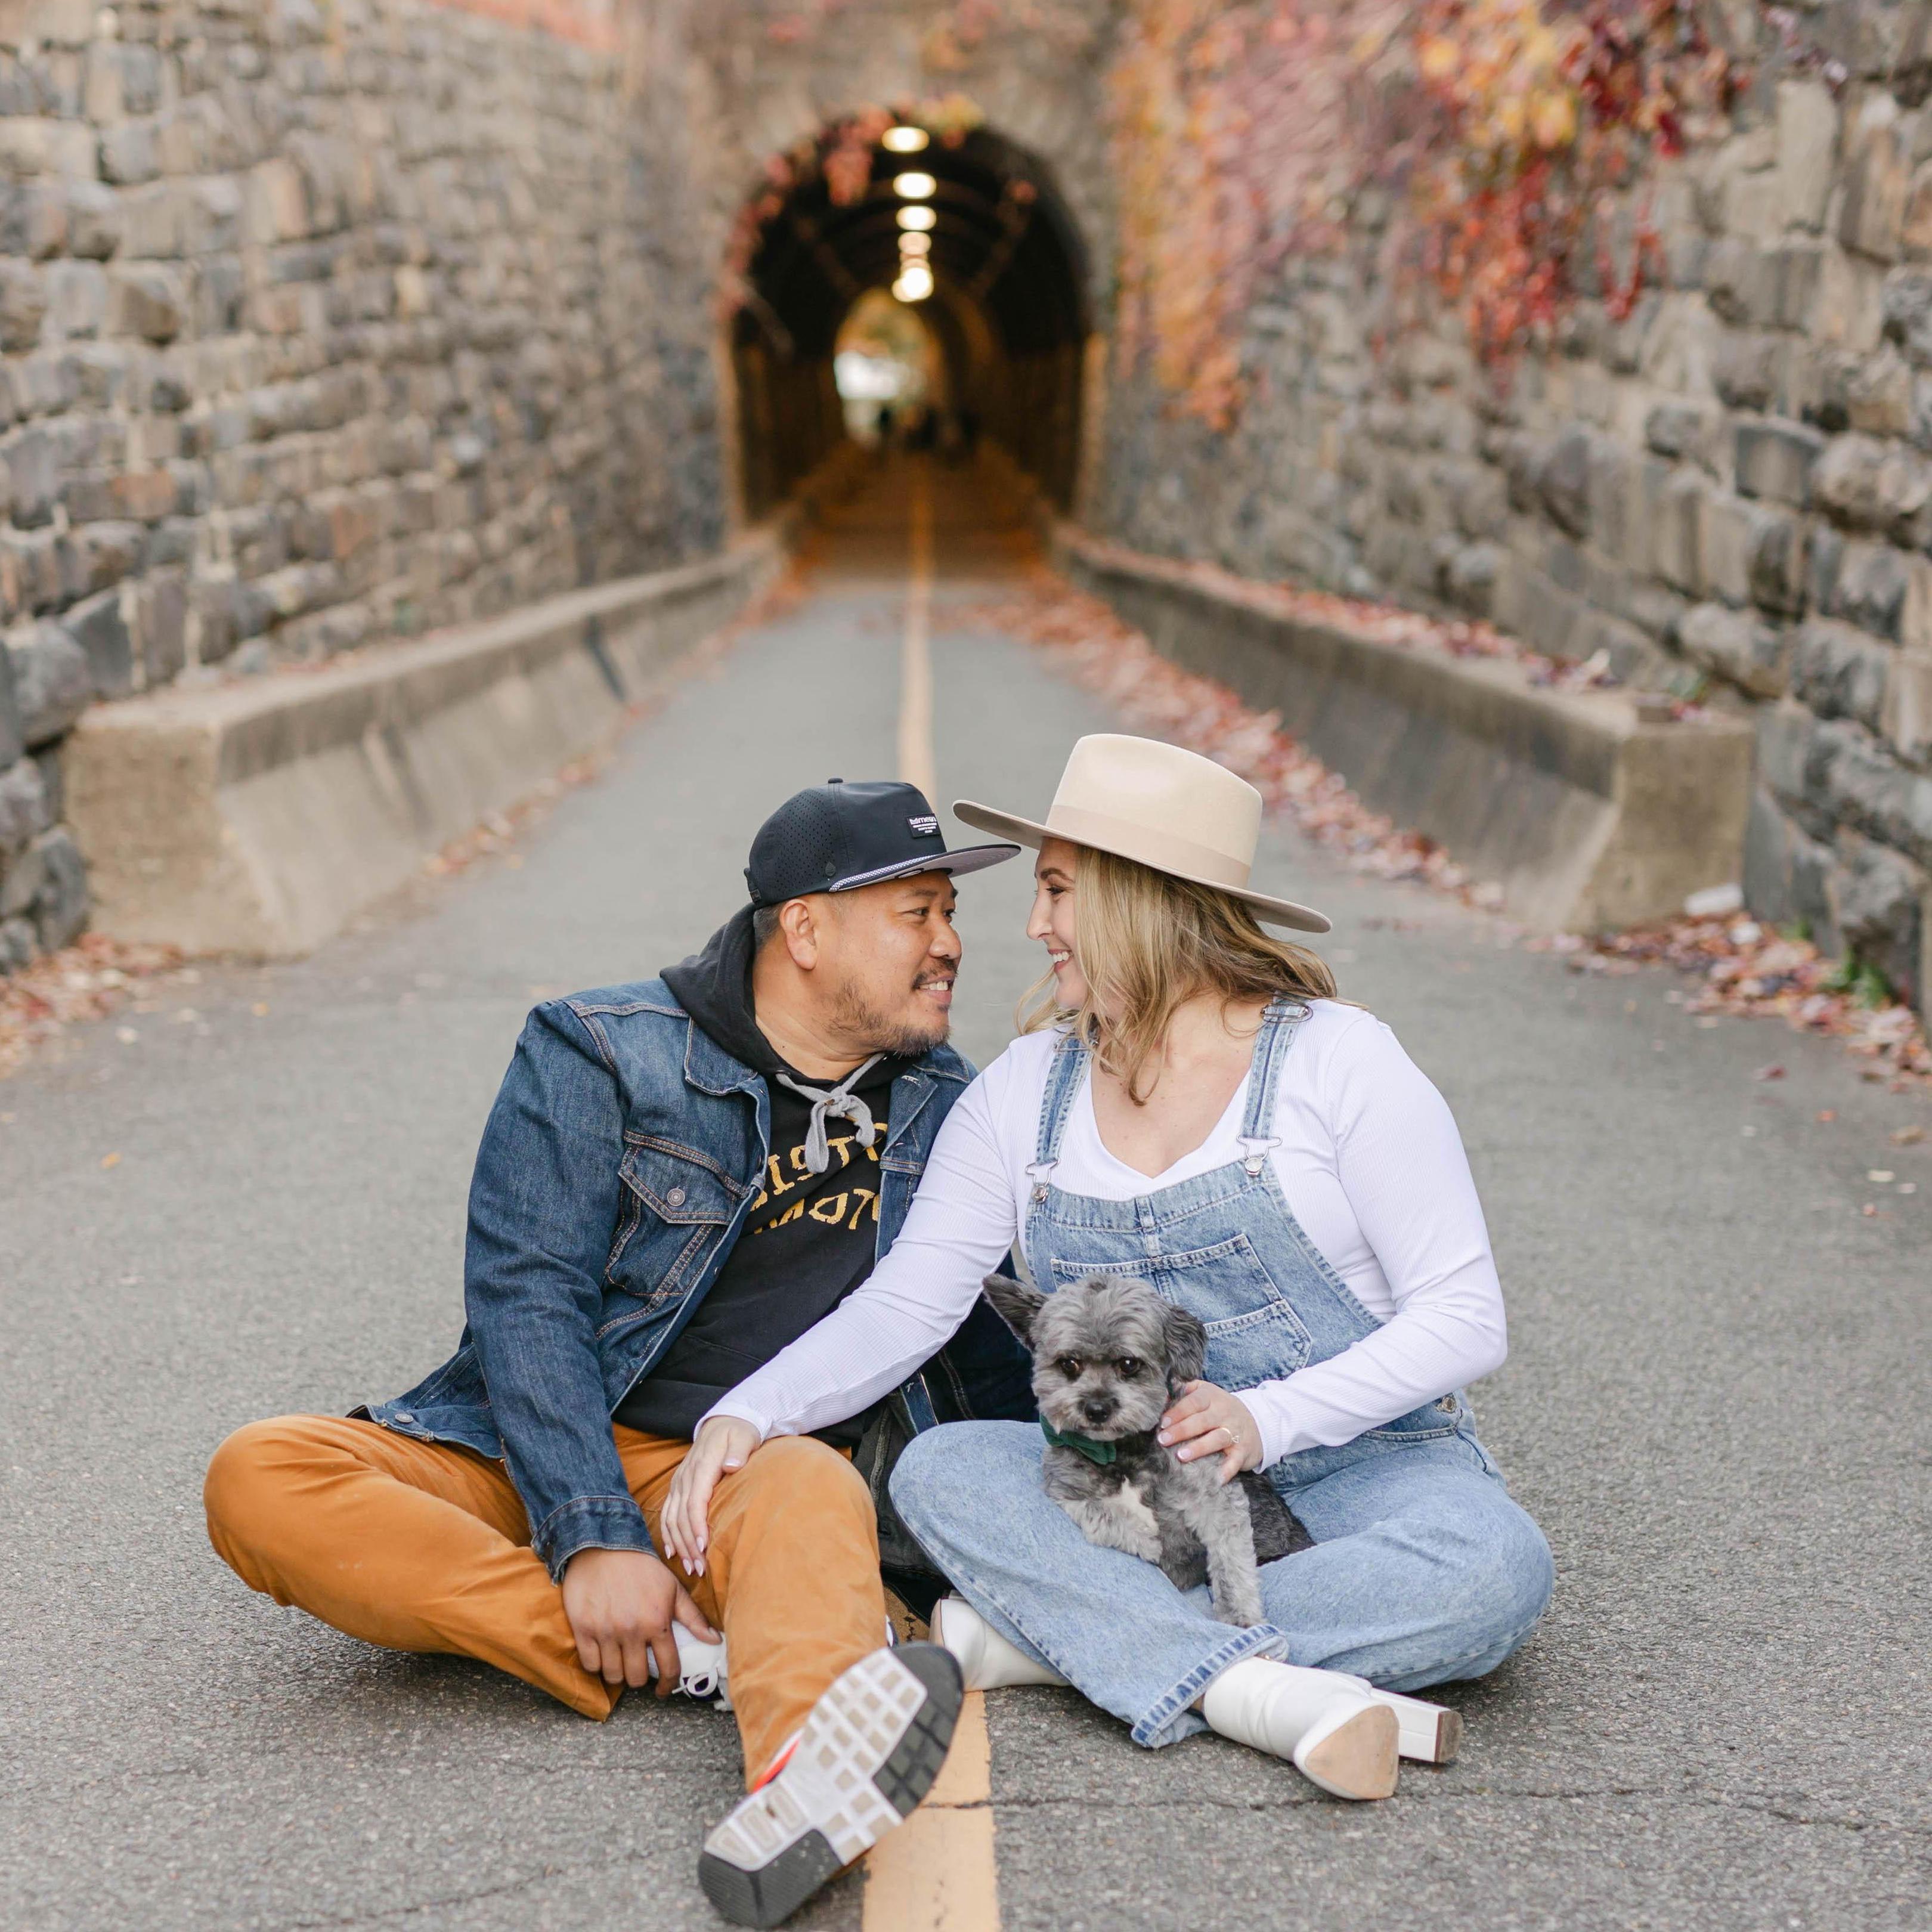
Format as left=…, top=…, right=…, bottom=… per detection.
left=1840, top=95, right=1911, bottom=259
left=0, top=641, right=21, bottom=772
left=0, top=756, right=49, bottom=860
left=1539, top=425, right=1593, bottom=537
left=107, top=265, right=185, bottom=344
left=1814, top=430, right=1932, bottom=535
left=1808, top=716, right=1932, bottom=869
left=1743, top=784, right=1833, bottom=938
left=5, top=427, right=60, bottom=530
left=1777, top=80, right=1840, bottom=231
left=44, top=260, right=107, bottom=343
left=1701, top=492, right=1756, bottom=605
left=1747, top=505, right=1809, bottom=617
left=28, top=825, right=87, bottom=952
left=1881, top=265, right=1932, bottom=363
left=1828, top=825, right=1927, bottom=996
left=0, top=184, right=69, bottom=260
left=1885, top=652, right=1932, bottom=765
left=1679, top=599, right=1792, bottom=696
left=133, top=571, right=187, bottom=686
left=1654, top=469, right=1707, bottom=593
left=100, top=121, right=162, bottom=187
left=63, top=588, right=132, bottom=698
left=1791, top=615, right=1894, bottom=729
left=1905, top=159, right=1932, bottom=259
left=0, top=262, right=47, bottom=355
left=1714, top=329, right=1782, bottom=409
left=7, top=623, right=93, bottom=749
left=0, top=834, right=45, bottom=922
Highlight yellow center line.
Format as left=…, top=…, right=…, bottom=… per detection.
left=868, top=469, right=1001, bottom=1930
left=898, top=467, right=937, bottom=803
left=862, top=1689, right=1000, bottom=1930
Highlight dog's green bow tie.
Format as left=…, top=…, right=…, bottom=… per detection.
left=1041, top=1418, right=1117, bottom=1465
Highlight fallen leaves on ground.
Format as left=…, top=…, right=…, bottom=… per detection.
left=0, top=934, right=190, bottom=1082
left=1544, top=919, right=1930, bottom=1088
left=958, top=568, right=1929, bottom=1094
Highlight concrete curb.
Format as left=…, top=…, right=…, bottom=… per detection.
left=1049, top=524, right=1757, bottom=932
left=64, top=525, right=789, bottom=957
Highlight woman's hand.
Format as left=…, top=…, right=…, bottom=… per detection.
left=660, top=1414, right=764, bottom=1575
left=1158, top=1380, right=1263, bottom=1484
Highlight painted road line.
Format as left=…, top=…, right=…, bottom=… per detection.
left=899, top=467, right=937, bottom=803
left=862, top=1688, right=999, bottom=1931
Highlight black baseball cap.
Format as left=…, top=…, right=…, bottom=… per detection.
left=746, top=779, right=1020, bottom=908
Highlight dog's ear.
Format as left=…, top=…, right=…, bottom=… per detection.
left=981, top=1272, right=1047, bottom=1344
left=1162, top=1304, right=1209, bottom=1387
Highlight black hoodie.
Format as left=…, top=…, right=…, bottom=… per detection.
left=612, top=910, right=906, bottom=1444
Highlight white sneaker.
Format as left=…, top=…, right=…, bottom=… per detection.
left=1202, top=1658, right=1400, bottom=1800
left=698, top=1643, right=963, bottom=1927
left=930, top=1596, right=1069, bottom=1691
left=645, top=1624, right=732, bottom=1708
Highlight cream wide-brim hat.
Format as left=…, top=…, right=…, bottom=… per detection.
left=955, top=733, right=1331, bottom=934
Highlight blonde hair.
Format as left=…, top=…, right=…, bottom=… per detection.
left=1021, top=845, right=1339, bottom=1104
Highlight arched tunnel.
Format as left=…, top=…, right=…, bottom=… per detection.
left=727, top=121, right=1091, bottom=521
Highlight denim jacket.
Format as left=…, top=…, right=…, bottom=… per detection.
left=358, top=982, right=1031, bottom=1578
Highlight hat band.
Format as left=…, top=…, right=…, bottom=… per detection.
left=1045, top=804, right=1253, bottom=890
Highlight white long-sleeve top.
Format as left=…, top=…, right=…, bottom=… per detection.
left=704, top=1001, right=1507, bottom=1467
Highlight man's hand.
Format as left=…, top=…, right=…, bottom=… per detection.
left=1158, top=1380, right=1264, bottom=1483
left=659, top=1414, right=764, bottom=1576
left=561, top=1547, right=717, bottom=1693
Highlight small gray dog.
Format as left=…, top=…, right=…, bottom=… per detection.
left=983, top=1272, right=1311, bottom=1627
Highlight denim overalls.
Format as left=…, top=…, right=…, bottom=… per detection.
left=892, top=1000, right=1555, bottom=1748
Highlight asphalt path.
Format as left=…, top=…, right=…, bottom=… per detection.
left=2, top=457, right=1928, bottom=1931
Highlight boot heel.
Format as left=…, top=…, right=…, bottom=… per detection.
left=1369, top=1690, right=1462, bottom=1764
left=1293, top=1701, right=1400, bottom=1801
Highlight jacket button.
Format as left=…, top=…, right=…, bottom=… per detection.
left=665, top=1187, right=686, bottom=1208
left=394, top=1410, right=415, bottom=1425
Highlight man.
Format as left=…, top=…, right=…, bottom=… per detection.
left=203, top=779, right=1029, bottom=1928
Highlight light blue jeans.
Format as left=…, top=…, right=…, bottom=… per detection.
left=891, top=1420, right=1555, bottom=1748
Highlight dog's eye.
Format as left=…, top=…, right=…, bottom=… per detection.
left=1117, top=1358, right=1140, bottom=1378
left=1055, top=1357, right=1082, bottom=1380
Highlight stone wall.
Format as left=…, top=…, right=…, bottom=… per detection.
left=0, top=0, right=723, bottom=971
left=1097, top=7, right=1932, bottom=1011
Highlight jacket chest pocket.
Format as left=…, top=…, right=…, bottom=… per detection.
left=608, top=1136, right=747, bottom=1305
left=1049, top=1236, right=1312, bottom=1392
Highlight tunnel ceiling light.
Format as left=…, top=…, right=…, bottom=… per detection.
left=893, top=264, right=934, bottom=302
left=896, top=205, right=936, bottom=232
left=898, top=230, right=931, bottom=257
left=881, top=125, right=928, bottom=153
left=892, top=171, right=936, bottom=199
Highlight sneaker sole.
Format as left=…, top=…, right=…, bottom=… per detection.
left=698, top=1643, right=964, bottom=1928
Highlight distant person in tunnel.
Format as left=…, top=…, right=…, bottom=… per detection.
left=667, top=735, right=1555, bottom=1806
left=202, top=779, right=1032, bottom=1928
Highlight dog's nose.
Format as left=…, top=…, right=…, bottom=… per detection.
left=1081, top=1397, right=1114, bottom=1425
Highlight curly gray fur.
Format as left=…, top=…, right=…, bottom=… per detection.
left=983, top=1272, right=1309, bottom=1627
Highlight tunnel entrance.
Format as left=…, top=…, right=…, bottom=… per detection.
left=725, top=116, right=1091, bottom=522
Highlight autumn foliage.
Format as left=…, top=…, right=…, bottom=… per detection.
left=1107, top=0, right=1744, bottom=424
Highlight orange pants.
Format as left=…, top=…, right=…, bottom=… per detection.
left=203, top=1414, right=887, bottom=1784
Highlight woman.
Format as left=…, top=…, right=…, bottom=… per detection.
left=664, top=733, right=1553, bottom=1800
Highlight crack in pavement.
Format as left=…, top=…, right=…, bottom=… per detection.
left=983, top=1785, right=1930, bottom=1838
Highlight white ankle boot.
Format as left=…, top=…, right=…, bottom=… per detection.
left=930, top=1596, right=1069, bottom=1691
left=1201, top=1659, right=1400, bottom=1800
